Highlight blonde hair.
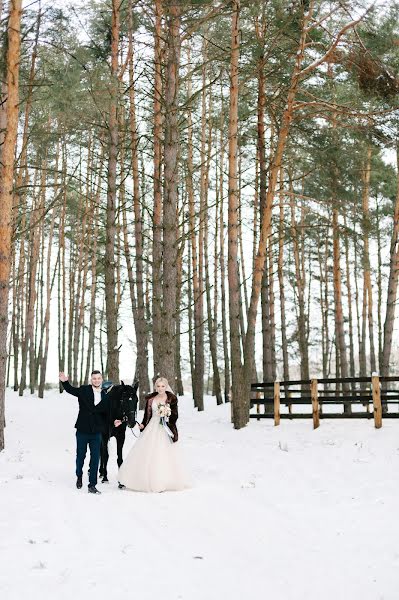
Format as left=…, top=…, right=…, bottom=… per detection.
left=154, top=377, right=169, bottom=389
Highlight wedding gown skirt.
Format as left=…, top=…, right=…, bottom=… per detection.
left=118, top=402, right=191, bottom=492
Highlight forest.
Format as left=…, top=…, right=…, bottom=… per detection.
left=0, top=0, right=398, bottom=451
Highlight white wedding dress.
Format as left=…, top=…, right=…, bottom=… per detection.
left=118, top=400, right=191, bottom=492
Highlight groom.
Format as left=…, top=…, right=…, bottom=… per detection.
left=59, top=370, right=109, bottom=494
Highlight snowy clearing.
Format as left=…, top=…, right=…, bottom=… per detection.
left=1, top=389, right=399, bottom=600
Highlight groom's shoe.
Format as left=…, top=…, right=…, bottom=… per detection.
left=118, top=482, right=126, bottom=490
left=88, top=485, right=101, bottom=494
left=101, top=476, right=109, bottom=483
left=76, top=475, right=82, bottom=489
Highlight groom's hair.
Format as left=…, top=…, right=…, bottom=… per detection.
left=91, top=370, right=102, bottom=376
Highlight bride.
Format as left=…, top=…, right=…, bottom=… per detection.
left=116, top=377, right=191, bottom=493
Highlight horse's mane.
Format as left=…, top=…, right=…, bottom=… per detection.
left=107, top=383, right=133, bottom=396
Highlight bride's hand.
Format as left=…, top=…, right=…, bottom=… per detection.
left=139, top=424, right=144, bottom=430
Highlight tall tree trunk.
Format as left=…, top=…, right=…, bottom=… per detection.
left=376, top=201, right=383, bottom=369
left=354, top=231, right=362, bottom=376
left=203, top=90, right=222, bottom=405
left=278, top=169, right=289, bottom=381
left=186, top=45, right=204, bottom=409
left=228, top=0, right=248, bottom=428
left=72, top=146, right=90, bottom=385
left=238, top=156, right=249, bottom=317
left=332, top=208, right=350, bottom=411
left=256, top=13, right=273, bottom=383
left=104, top=0, right=120, bottom=381
left=19, top=169, right=42, bottom=396
left=58, top=142, right=67, bottom=391
left=84, top=202, right=100, bottom=384
left=34, top=215, right=45, bottom=393
left=343, top=211, right=355, bottom=377
left=218, top=101, right=230, bottom=402
left=290, top=185, right=309, bottom=380
left=84, top=149, right=102, bottom=383
left=38, top=138, right=60, bottom=397
left=317, top=225, right=329, bottom=380
left=67, top=205, right=77, bottom=380
left=213, top=140, right=223, bottom=405
left=381, top=144, right=399, bottom=377
left=361, top=145, right=376, bottom=373
left=0, top=0, right=22, bottom=450
left=152, top=0, right=164, bottom=379
left=128, top=0, right=150, bottom=396
left=261, top=255, right=273, bottom=381
left=187, top=240, right=195, bottom=398
left=160, top=1, right=181, bottom=387
left=120, top=137, right=141, bottom=398
left=175, top=203, right=185, bottom=397
left=268, top=234, right=277, bottom=379
left=38, top=207, right=57, bottom=398
left=8, top=248, right=16, bottom=388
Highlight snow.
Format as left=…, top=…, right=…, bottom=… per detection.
left=1, top=389, right=399, bottom=600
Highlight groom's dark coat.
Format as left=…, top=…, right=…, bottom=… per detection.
left=141, top=391, right=179, bottom=442
left=61, top=380, right=109, bottom=434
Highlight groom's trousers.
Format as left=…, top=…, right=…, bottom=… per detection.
left=75, top=431, right=102, bottom=487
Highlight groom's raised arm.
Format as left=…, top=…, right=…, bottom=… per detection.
left=59, top=372, right=80, bottom=397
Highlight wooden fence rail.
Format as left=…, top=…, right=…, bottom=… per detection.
left=250, top=374, right=399, bottom=429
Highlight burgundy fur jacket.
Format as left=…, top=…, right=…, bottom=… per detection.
left=141, top=391, right=178, bottom=442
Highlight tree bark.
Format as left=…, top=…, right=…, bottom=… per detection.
left=361, top=145, right=376, bottom=373
left=38, top=206, right=57, bottom=398
left=186, top=45, right=204, bottom=409
left=0, top=0, right=22, bottom=450
left=290, top=184, right=309, bottom=380
left=128, top=0, right=150, bottom=397
left=160, top=1, right=181, bottom=387
left=104, top=0, right=121, bottom=381
left=203, top=89, right=222, bottom=404
left=381, top=144, right=399, bottom=377
left=72, top=145, right=90, bottom=385
left=84, top=148, right=103, bottom=384
left=228, top=0, right=248, bottom=428
left=218, top=100, right=230, bottom=402
left=58, top=142, right=67, bottom=392
left=175, top=202, right=185, bottom=397
left=19, top=169, right=43, bottom=396
left=332, top=208, right=350, bottom=411
left=278, top=169, right=289, bottom=381
left=152, top=0, right=164, bottom=379
left=343, top=211, right=355, bottom=377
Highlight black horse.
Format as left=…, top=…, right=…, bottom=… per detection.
left=99, top=381, right=139, bottom=484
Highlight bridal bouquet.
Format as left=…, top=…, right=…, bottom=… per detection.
left=157, top=402, right=171, bottom=423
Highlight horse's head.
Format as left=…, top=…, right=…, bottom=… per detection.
left=107, top=381, right=138, bottom=427
left=119, top=381, right=139, bottom=428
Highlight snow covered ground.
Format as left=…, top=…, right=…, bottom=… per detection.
left=1, top=389, right=399, bottom=600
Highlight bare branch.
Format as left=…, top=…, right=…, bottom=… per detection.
left=300, top=3, right=376, bottom=77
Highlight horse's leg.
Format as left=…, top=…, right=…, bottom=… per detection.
left=100, top=432, right=109, bottom=482
left=99, top=434, right=105, bottom=477
left=116, top=426, right=126, bottom=468
left=116, top=427, right=126, bottom=489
